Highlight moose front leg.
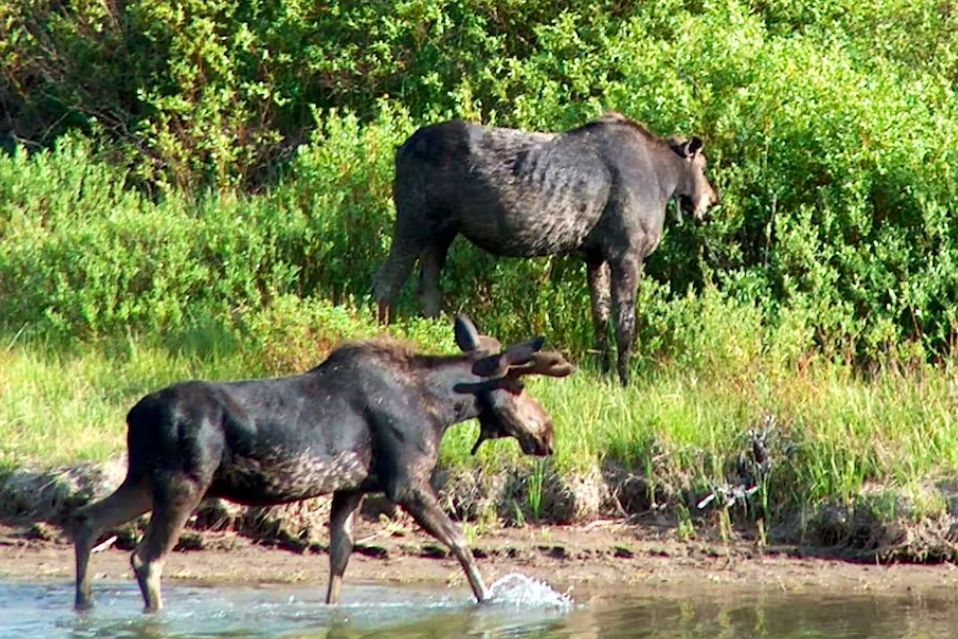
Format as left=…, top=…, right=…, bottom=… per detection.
left=392, top=484, right=488, bottom=603
left=610, top=253, right=641, bottom=386
left=325, top=490, right=365, bottom=605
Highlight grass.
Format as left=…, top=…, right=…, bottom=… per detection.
left=4, top=303, right=958, bottom=532
left=0, top=330, right=258, bottom=470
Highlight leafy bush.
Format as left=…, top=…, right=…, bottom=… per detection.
left=2, top=0, right=958, bottom=368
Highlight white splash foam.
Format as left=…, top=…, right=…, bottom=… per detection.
left=486, top=573, right=574, bottom=609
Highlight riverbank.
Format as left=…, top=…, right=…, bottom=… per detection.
left=3, top=318, right=958, bottom=567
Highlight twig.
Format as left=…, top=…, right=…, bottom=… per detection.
left=91, top=535, right=117, bottom=554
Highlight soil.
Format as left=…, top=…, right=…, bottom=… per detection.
left=4, top=518, right=958, bottom=598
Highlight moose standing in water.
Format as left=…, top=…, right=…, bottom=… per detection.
left=373, top=112, right=719, bottom=385
left=71, top=316, right=573, bottom=611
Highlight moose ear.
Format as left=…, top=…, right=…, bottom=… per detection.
left=471, top=355, right=502, bottom=378
left=672, top=137, right=704, bottom=159
left=454, top=315, right=482, bottom=352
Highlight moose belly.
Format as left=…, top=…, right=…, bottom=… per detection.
left=463, top=202, right=602, bottom=257
left=458, top=177, right=606, bottom=256
left=211, top=450, right=369, bottom=505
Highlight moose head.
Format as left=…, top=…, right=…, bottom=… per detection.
left=450, top=315, right=574, bottom=457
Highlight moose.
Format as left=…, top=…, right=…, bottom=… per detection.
left=373, top=112, right=719, bottom=385
left=70, top=316, right=573, bottom=612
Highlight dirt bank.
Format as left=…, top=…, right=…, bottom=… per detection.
left=4, top=519, right=958, bottom=598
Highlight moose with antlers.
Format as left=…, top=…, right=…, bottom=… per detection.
left=70, top=315, right=573, bottom=611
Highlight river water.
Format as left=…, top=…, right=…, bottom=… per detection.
left=2, top=573, right=957, bottom=639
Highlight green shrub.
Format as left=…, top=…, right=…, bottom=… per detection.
left=3, top=0, right=958, bottom=366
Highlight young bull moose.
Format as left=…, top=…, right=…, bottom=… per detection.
left=373, top=112, right=719, bottom=385
left=70, top=316, right=573, bottom=612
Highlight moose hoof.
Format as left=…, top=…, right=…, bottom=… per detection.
left=74, top=597, right=94, bottom=612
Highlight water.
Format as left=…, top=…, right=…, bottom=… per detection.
left=2, top=575, right=958, bottom=639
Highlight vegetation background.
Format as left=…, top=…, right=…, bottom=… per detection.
left=2, top=0, right=957, bottom=554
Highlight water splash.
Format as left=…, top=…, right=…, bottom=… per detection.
left=486, top=573, right=574, bottom=609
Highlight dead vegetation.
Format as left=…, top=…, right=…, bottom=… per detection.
left=6, top=458, right=958, bottom=565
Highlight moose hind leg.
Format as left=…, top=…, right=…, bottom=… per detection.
left=586, top=257, right=612, bottom=375
left=416, top=233, right=455, bottom=318
left=610, top=254, right=642, bottom=386
left=373, top=238, right=420, bottom=325
left=393, top=484, right=488, bottom=603
left=131, top=475, right=206, bottom=612
left=72, top=480, right=151, bottom=610
left=375, top=196, right=439, bottom=326
left=325, top=490, right=364, bottom=605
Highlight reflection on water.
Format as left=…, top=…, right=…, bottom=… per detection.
left=3, top=578, right=958, bottom=639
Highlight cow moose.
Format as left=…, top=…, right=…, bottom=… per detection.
left=373, top=112, right=719, bottom=385
left=70, top=316, right=573, bottom=612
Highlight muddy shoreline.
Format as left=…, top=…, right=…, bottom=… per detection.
left=4, top=462, right=958, bottom=599
left=4, top=519, right=958, bottom=599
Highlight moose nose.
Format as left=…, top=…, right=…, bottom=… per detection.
left=708, top=184, right=721, bottom=208
left=697, top=196, right=719, bottom=223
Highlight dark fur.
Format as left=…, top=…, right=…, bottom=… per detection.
left=70, top=317, right=570, bottom=611
left=374, top=112, right=719, bottom=384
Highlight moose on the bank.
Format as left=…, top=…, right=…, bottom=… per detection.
left=373, top=112, right=719, bottom=385
left=71, top=316, right=573, bottom=612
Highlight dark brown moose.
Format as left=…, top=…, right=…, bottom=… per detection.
left=71, top=316, right=573, bottom=611
left=373, top=112, right=719, bottom=385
